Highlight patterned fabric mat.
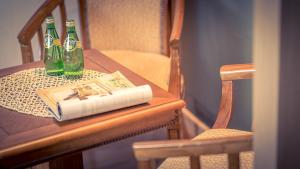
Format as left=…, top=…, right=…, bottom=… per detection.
left=0, top=68, right=105, bottom=117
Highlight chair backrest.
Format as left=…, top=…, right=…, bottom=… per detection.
left=83, top=0, right=170, bottom=55
left=134, top=134, right=253, bottom=169
left=17, top=0, right=67, bottom=64
left=213, top=64, right=255, bottom=128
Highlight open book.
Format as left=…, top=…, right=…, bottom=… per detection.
left=37, top=71, right=153, bottom=121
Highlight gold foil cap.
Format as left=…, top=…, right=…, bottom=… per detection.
left=66, top=19, right=75, bottom=27
left=45, top=17, right=54, bottom=24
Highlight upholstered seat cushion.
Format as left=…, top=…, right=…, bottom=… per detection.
left=101, top=50, right=170, bottom=90
left=158, top=129, right=254, bottom=169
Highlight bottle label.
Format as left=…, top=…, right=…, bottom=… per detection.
left=64, top=37, right=81, bottom=51
left=44, top=34, right=53, bottom=48
left=64, top=37, right=77, bottom=51
left=53, top=39, right=61, bottom=46
left=44, top=34, right=61, bottom=48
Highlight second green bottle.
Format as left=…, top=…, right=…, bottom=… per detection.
left=63, top=19, right=84, bottom=79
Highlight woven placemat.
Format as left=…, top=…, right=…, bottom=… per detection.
left=0, top=68, right=105, bottom=117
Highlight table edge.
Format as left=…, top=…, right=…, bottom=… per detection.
left=0, top=100, right=185, bottom=159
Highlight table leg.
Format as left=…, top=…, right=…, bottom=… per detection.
left=49, top=152, right=83, bottom=169
left=167, top=110, right=182, bottom=140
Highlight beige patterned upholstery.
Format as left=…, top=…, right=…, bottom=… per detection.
left=87, top=0, right=169, bottom=55
left=101, top=50, right=170, bottom=90
left=158, top=129, right=254, bottom=169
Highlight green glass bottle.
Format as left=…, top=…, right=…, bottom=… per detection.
left=63, top=19, right=84, bottom=79
left=44, top=17, right=64, bottom=76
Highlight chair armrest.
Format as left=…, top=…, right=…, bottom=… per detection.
left=133, top=134, right=252, bottom=160
left=169, top=0, right=185, bottom=48
left=220, top=64, right=255, bottom=81
left=17, top=0, right=62, bottom=44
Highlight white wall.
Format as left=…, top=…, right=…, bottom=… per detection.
left=0, top=0, right=80, bottom=69
left=253, top=0, right=280, bottom=168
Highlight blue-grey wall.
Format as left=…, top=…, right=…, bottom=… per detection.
left=181, top=0, right=253, bottom=130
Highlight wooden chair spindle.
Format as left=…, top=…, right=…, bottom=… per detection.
left=37, top=26, right=44, bottom=59
left=190, top=155, right=201, bottom=169
left=228, top=153, right=240, bottom=169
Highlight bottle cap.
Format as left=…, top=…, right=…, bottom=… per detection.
left=66, top=19, right=75, bottom=27
left=45, top=17, right=55, bottom=24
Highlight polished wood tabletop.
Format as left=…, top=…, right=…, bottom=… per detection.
left=0, top=49, right=185, bottom=168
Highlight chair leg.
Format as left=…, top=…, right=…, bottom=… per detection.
left=167, top=127, right=180, bottom=140
left=228, top=153, right=240, bottom=169
left=49, top=152, right=83, bottom=169
left=167, top=110, right=181, bottom=140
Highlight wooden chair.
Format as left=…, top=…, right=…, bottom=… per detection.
left=133, top=64, right=255, bottom=169
left=18, top=0, right=184, bottom=98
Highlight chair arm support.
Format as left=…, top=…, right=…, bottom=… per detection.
left=212, top=81, right=233, bottom=128
left=220, top=64, right=255, bottom=81
left=168, top=47, right=182, bottom=97
left=182, top=108, right=210, bottom=130
left=133, top=134, right=252, bottom=161
left=169, top=0, right=185, bottom=48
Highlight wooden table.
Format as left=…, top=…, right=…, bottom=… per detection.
left=0, top=49, right=185, bottom=169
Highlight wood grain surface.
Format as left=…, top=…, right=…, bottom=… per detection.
left=220, top=64, right=255, bottom=81
left=133, top=134, right=252, bottom=160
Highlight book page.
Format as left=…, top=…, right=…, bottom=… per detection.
left=53, top=82, right=110, bottom=101
left=98, top=71, right=135, bottom=91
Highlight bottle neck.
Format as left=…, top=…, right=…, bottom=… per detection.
left=46, top=23, right=59, bottom=39
left=46, top=23, right=56, bottom=29
left=66, top=26, right=79, bottom=40
left=66, top=26, right=76, bottom=33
